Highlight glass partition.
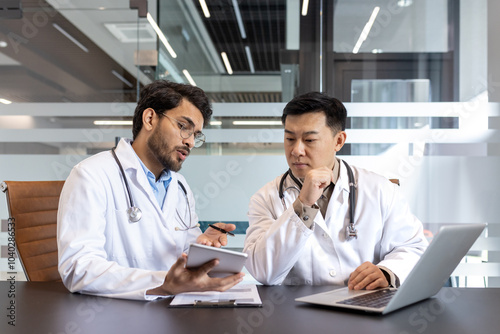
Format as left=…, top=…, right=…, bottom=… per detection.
left=0, top=0, right=498, bottom=287
left=0, top=0, right=487, bottom=103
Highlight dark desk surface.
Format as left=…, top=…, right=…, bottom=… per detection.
left=1, top=281, right=498, bottom=334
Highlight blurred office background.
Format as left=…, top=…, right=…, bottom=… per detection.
left=0, top=0, right=498, bottom=287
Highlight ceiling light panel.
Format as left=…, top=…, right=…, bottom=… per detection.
left=221, top=52, right=233, bottom=75
left=353, top=7, right=380, bottom=54
left=94, top=120, right=132, bottom=126
left=105, top=23, right=156, bottom=43
left=232, top=0, right=247, bottom=39
left=147, top=12, right=177, bottom=58
left=199, top=0, right=211, bottom=18
left=111, top=70, right=133, bottom=88
left=233, top=120, right=282, bottom=126
left=301, top=0, right=310, bottom=16
left=53, top=23, right=89, bottom=53
left=182, top=69, right=197, bottom=86
left=245, top=46, right=255, bottom=73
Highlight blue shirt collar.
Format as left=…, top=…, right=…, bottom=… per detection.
left=132, top=149, right=172, bottom=208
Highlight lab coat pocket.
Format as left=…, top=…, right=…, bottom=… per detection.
left=107, top=208, right=154, bottom=267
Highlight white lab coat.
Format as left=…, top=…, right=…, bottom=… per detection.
left=57, top=138, right=200, bottom=300
left=244, top=160, right=428, bottom=286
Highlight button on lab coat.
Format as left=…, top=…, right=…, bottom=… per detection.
left=58, top=139, right=200, bottom=300
left=244, top=160, right=428, bottom=286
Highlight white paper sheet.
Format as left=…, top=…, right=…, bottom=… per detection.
left=169, top=284, right=262, bottom=307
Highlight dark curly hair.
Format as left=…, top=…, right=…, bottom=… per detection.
left=132, top=80, right=212, bottom=139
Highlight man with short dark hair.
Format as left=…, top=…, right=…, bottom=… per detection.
left=58, top=80, right=244, bottom=300
left=244, top=92, right=427, bottom=289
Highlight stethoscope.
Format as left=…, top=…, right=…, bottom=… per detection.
left=278, top=160, right=358, bottom=241
left=111, top=148, right=199, bottom=230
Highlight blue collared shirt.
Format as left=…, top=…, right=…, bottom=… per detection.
left=137, top=158, right=172, bottom=209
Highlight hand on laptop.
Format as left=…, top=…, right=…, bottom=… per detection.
left=347, top=262, right=389, bottom=290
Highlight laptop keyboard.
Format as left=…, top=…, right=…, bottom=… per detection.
left=337, top=289, right=396, bottom=309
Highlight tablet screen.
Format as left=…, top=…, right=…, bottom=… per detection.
left=185, top=244, right=248, bottom=277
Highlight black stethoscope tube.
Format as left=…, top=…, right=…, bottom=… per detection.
left=111, top=147, right=189, bottom=224
left=111, top=148, right=142, bottom=223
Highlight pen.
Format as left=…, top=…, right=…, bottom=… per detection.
left=208, top=224, right=235, bottom=237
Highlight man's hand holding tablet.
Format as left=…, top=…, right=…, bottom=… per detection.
left=186, top=244, right=248, bottom=277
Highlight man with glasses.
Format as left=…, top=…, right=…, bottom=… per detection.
left=58, top=80, right=244, bottom=300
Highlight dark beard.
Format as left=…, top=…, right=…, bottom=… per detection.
left=147, top=128, right=188, bottom=172
left=153, top=147, right=181, bottom=172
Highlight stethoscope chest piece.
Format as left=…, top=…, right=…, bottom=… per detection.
left=345, top=225, right=358, bottom=241
left=112, top=147, right=192, bottom=226
left=127, top=206, right=142, bottom=223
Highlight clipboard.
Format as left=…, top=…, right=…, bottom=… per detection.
left=193, top=299, right=238, bottom=308
left=169, top=284, right=262, bottom=308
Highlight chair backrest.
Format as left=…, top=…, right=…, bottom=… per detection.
left=1, top=180, right=65, bottom=281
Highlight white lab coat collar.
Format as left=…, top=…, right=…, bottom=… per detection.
left=335, top=158, right=353, bottom=194
left=317, top=159, right=353, bottom=237
left=280, top=159, right=354, bottom=236
left=278, top=181, right=319, bottom=235
left=114, top=138, right=141, bottom=173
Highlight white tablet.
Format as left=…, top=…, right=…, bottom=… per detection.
left=185, top=243, right=248, bottom=278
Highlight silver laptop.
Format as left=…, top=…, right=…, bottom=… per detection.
left=296, top=223, right=486, bottom=314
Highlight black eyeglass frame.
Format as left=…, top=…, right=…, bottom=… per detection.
left=158, top=111, right=206, bottom=148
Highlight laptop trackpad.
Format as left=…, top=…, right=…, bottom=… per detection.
left=296, top=287, right=373, bottom=304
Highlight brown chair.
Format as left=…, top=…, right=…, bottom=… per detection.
left=1, top=180, right=65, bottom=281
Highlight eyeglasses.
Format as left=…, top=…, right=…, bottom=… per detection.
left=159, top=112, right=206, bottom=148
